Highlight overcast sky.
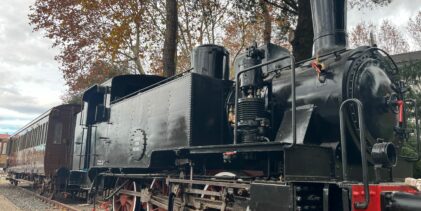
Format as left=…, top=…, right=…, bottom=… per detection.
left=0, top=0, right=420, bottom=134
left=0, top=0, right=64, bottom=134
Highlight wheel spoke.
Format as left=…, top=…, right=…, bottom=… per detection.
left=113, top=180, right=137, bottom=211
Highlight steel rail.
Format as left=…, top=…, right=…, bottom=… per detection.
left=15, top=185, right=81, bottom=211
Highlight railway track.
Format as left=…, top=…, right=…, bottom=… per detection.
left=15, top=185, right=82, bottom=211
left=2, top=175, right=106, bottom=211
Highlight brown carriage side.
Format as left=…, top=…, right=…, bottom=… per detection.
left=44, top=104, right=80, bottom=177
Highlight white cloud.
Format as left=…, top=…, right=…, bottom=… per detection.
left=348, top=0, right=421, bottom=50
left=0, top=0, right=64, bottom=134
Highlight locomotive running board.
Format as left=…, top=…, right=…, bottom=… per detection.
left=179, top=142, right=290, bottom=154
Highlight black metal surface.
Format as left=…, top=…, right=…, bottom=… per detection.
left=85, top=73, right=230, bottom=169
left=176, top=141, right=288, bottom=154
left=232, top=43, right=293, bottom=144
left=276, top=105, right=314, bottom=144
left=272, top=47, right=402, bottom=161
left=284, top=145, right=334, bottom=181
left=191, top=44, right=229, bottom=80
left=249, top=183, right=293, bottom=211
left=371, top=142, right=397, bottom=168
left=339, top=99, right=370, bottom=209
left=237, top=98, right=265, bottom=143
left=310, top=0, right=347, bottom=55
left=234, top=54, right=292, bottom=144
left=392, top=158, right=414, bottom=181
left=381, top=192, right=421, bottom=211
left=237, top=43, right=264, bottom=88
left=237, top=98, right=265, bottom=122
left=110, top=75, right=165, bottom=101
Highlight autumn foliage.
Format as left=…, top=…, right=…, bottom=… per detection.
left=29, top=0, right=396, bottom=101
left=29, top=0, right=161, bottom=100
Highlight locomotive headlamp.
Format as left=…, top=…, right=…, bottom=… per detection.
left=371, top=142, right=397, bottom=168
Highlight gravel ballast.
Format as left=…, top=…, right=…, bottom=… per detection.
left=0, top=177, right=55, bottom=211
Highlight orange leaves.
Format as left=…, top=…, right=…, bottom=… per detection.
left=29, top=0, right=303, bottom=101
left=29, top=0, right=158, bottom=99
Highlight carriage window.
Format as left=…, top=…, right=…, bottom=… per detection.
left=17, top=138, right=21, bottom=151
left=21, top=136, right=25, bottom=149
left=2, top=143, right=7, bottom=154
left=41, top=124, right=45, bottom=144
left=13, top=139, right=15, bottom=152
left=53, top=122, right=63, bottom=144
left=34, top=127, right=38, bottom=146
left=42, top=123, right=48, bottom=144
left=22, top=134, right=26, bottom=149
left=29, top=130, right=33, bottom=147
left=36, top=128, right=39, bottom=146
left=33, top=129, right=36, bottom=147
left=29, top=131, right=32, bottom=148
left=25, top=132, right=29, bottom=149
left=28, top=131, right=31, bottom=148
left=15, top=139, right=18, bottom=152
left=38, top=126, right=41, bottom=145
left=29, top=130, right=33, bottom=148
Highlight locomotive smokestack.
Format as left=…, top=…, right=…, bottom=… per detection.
left=310, top=0, right=347, bottom=56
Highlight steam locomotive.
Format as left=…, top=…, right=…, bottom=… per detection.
left=6, top=0, right=421, bottom=210
left=65, top=0, right=421, bottom=210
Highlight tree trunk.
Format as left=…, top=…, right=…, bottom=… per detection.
left=260, top=0, right=271, bottom=44
left=291, top=0, right=313, bottom=61
left=163, top=0, right=178, bottom=77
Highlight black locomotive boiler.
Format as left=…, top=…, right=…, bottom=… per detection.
left=69, top=0, right=421, bottom=210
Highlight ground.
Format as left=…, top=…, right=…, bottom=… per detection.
left=0, top=174, right=21, bottom=210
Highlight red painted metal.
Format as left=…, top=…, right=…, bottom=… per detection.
left=397, top=100, right=404, bottom=123
left=352, top=184, right=418, bottom=211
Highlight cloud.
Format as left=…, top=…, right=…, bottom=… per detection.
left=348, top=0, right=421, bottom=51
left=0, top=87, right=50, bottom=114
left=0, top=0, right=64, bottom=134
left=0, top=1, right=58, bottom=66
left=348, top=0, right=421, bottom=28
left=0, top=107, right=38, bottom=134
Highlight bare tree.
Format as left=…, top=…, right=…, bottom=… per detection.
left=349, top=22, right=376, bottom=48
left=378, top=20, right=409, bottom=54
left=349, top=20, right=409, bottom=54
left=408, top=11, right=421, bottom=50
